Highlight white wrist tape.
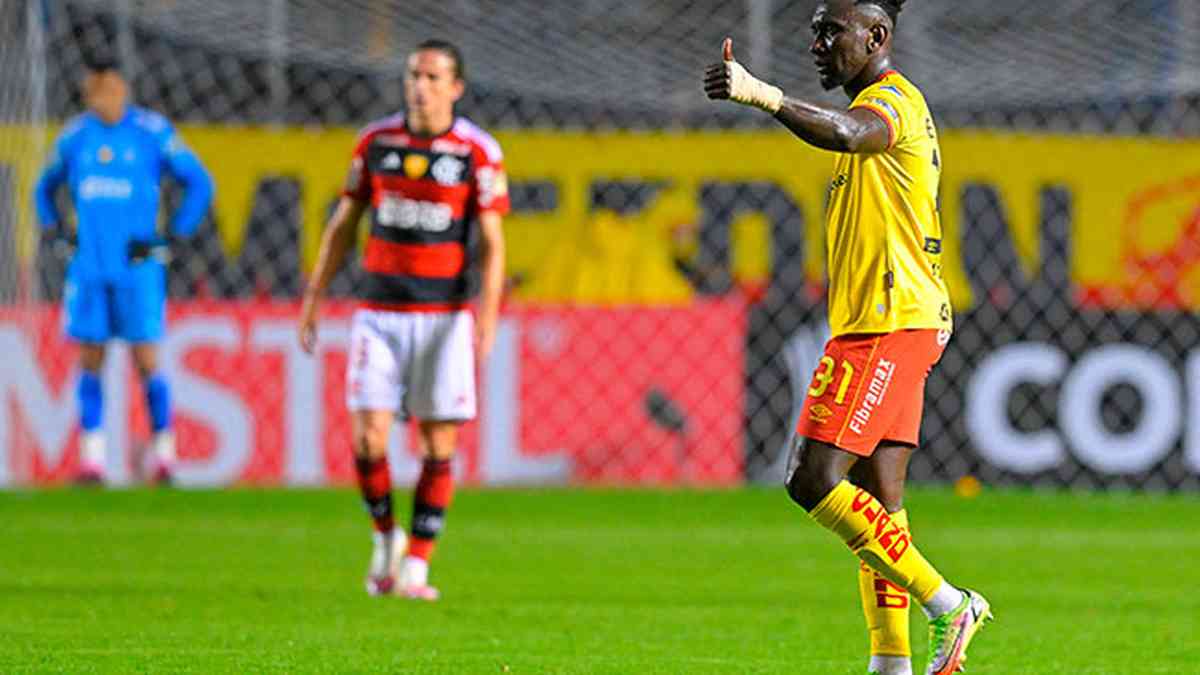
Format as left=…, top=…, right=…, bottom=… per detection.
left=726, top=60, right=784, bottom=113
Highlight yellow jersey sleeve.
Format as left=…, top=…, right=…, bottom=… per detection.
left=851, top=77, right=913, bottom=150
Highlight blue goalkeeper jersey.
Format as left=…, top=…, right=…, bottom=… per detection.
left=33, top=105, right=213, bottom=282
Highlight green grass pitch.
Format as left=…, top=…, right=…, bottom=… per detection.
left=1, top=486, right=1197, bottom=674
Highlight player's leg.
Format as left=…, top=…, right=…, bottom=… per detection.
left=397, top=310, right=476, bottom=600
left=345, top=310, right=405, bottom=596
left=397, top=420, right=457, bottom=599
left=76, top=342, right=107, bottom=483
left=850, top=444, right=914, bottom=675
left=65, top=278, right=111, bottom=484
left=786, top=438, right=961, bottom=623
left=791, top=330, right=989, bottom=675
left=352, top=408, right=406, bottom=596
left=130, top=343, right=174, bottom=483
left=119, top=263, right=174, bottom=483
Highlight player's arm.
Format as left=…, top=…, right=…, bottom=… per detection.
left=159, top=125, right=214, bottom=237
left=475, top=210, right=505, bottom=363
left=298, top=197, right=367, bottom=354
left=702, top=38, right=890, bottom=154
left=33, top=135, right=70, bottom=230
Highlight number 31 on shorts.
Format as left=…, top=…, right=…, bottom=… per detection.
left=808, top=356, right=856, bottom=405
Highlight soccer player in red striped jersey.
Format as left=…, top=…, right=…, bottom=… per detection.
left=298, top=39, right=509, bottom=600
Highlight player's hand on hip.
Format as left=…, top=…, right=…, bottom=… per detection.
left=703, top=37, right=783, bottom=113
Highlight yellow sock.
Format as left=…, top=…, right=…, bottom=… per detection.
left=858, top=509, right=911, bottom=658
left=811, top=481, right=943, bottom=604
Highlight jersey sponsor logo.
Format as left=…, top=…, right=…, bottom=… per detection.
left=431, top=155, right=465, bottom=186
left=403, top=153, right=429, bottom=179
left=97, top=145, right=114, bottom=164
left=848, top=358, right=896, bottom=435
left=78, top=175, right=133, bottom=201
left=808, top=403, right=834, bottom=424
left=376, top=194, right=453, bottom=232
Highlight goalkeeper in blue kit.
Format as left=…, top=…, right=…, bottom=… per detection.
left=33, top=50, right=213, bottom=485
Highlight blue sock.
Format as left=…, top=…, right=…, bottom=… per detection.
left=78, top=370, right=103, bottom=431
left=145, top=372, right=172, bottom=433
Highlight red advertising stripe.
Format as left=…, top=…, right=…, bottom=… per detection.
left=0, top=298, right=747, bottom=487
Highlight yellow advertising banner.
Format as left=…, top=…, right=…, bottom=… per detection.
left=5, top=125, right=1200, bottom=308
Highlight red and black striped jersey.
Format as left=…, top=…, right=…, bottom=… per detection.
left=342, top=114, right=510, bottom=311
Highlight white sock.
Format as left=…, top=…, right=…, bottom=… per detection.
left=922, top=582, right=965, bottom=618
left=152, top=431, right=176, bottom=463
left=869, top=654, right=913, bottom=675
left=399, top=555, right=429, bottom=588
left=369, top=530, right=397, bottom=578
left=81, top=431, right=106, bottom=469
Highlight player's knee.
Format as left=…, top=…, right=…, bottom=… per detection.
left=79, top=345, right=106, bottom=372
left=785, top=464, right=840, bottom=511
left=872, top=487, right=904, bottom=514
left=131, top=346, right=159, bottom=378
left=354, top=423, right=390, bottom=460
left=419, top=421, right=459, bottom=461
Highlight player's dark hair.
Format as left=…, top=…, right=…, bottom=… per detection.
left=414, top=39, right=465, bottom=81
left=857, top=0, right=906, bottom=25
left=81, top=46, right=120, bottom=74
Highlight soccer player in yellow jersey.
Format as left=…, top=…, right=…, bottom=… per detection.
left=705, top=2, right=991, bottom=674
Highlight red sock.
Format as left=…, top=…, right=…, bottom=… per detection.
left=353, top=456, right=393, bottom=533
left=408, top=458, right=454, bottom=561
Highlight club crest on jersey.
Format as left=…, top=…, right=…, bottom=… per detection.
left=431, top=155, right=465, bottom=185
left=403, top=153, right=429, bottom=179
left=97, top=145, right=114, bottom=164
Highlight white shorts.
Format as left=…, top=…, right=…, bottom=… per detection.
left=345, top=308, right=477, bottom=420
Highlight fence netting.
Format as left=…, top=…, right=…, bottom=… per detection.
left=2, top=0, right=1198, bottom=489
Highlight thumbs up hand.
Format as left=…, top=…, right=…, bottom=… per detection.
left=703, top=37, right=784, bottom=114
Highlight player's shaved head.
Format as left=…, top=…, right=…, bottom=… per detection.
left=810, top=0, right=901, bottom=94
left=858, top=0, right=905, bottom=26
